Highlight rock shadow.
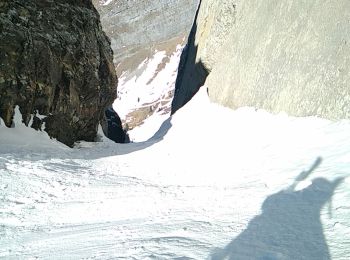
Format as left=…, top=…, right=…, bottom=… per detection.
left=113, top=116, right=173, bottom=155
left=147, top=117, right=173, bottom=142
left=76, top=117, right=173, bottom=158
left=211, top=157, right=344, bottom=260
left=171, top=0, right=209, bottom=114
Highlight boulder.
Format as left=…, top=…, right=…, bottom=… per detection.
left=0, top=0, right=117, bottom=147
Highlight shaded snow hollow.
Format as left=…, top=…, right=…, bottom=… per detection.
left=0, top=87, right=349, bottom=259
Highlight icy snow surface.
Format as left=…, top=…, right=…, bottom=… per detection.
left=1, top=88, right=349, bottom=259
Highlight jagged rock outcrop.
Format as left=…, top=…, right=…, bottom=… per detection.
left=92, top=0, right=199, bottom=74
left=173, top=0, right=350, bottom=120
left=0, top=0, right=118, bottom=147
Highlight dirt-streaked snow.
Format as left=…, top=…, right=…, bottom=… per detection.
left=0, top=87, right=349, bottom=259
left=113, top=46, right=182, bottom=126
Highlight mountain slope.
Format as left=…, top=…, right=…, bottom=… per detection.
left=1, top=89, right=349, bottom=259
left=92, top=0, right=199, bottom=74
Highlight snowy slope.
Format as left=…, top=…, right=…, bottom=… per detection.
left=113, top=45, right=183, bottom=142
left=114, top=46, right=181, bottom=118
left=1, top=88, right=350, bottom=259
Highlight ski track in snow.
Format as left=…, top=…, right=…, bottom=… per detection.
left=1, top=88, right=350, bottom=259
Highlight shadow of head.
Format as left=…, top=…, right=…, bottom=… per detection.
left=311, top=177, right=343, bottom=191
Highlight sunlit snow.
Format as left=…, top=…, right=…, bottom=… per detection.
left=100, top=0, right=113, bottom=6
left=1, top=87, right=349, bottom=259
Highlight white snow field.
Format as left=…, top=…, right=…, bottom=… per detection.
left=1, top=87, right=350, bottom=260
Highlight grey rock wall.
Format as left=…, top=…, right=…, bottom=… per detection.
left=173, top=0, right=350, bottom=120
left=93, top=0, right=199, bottom=73
left=0, top=0, right=117, bottom=147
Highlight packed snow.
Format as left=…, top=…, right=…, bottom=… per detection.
left=1, top=86, right=349, bottom=259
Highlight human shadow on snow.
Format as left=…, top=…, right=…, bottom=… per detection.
left=211, top=157, right=344, bottom=260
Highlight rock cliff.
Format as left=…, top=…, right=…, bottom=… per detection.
left=0, top=0, right=117, bottom=146
left=92, top=0, right=199, bottom=74
left=93, top=0, right=198, bottom=132
left=173, top=0, right=350, bottom=120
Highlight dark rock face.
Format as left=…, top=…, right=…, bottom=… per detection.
left=103, top=107, right=129, bottom=143
left=0, top=0, right=117, bottom=147
left=171, top=1, right=208, bottom=114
